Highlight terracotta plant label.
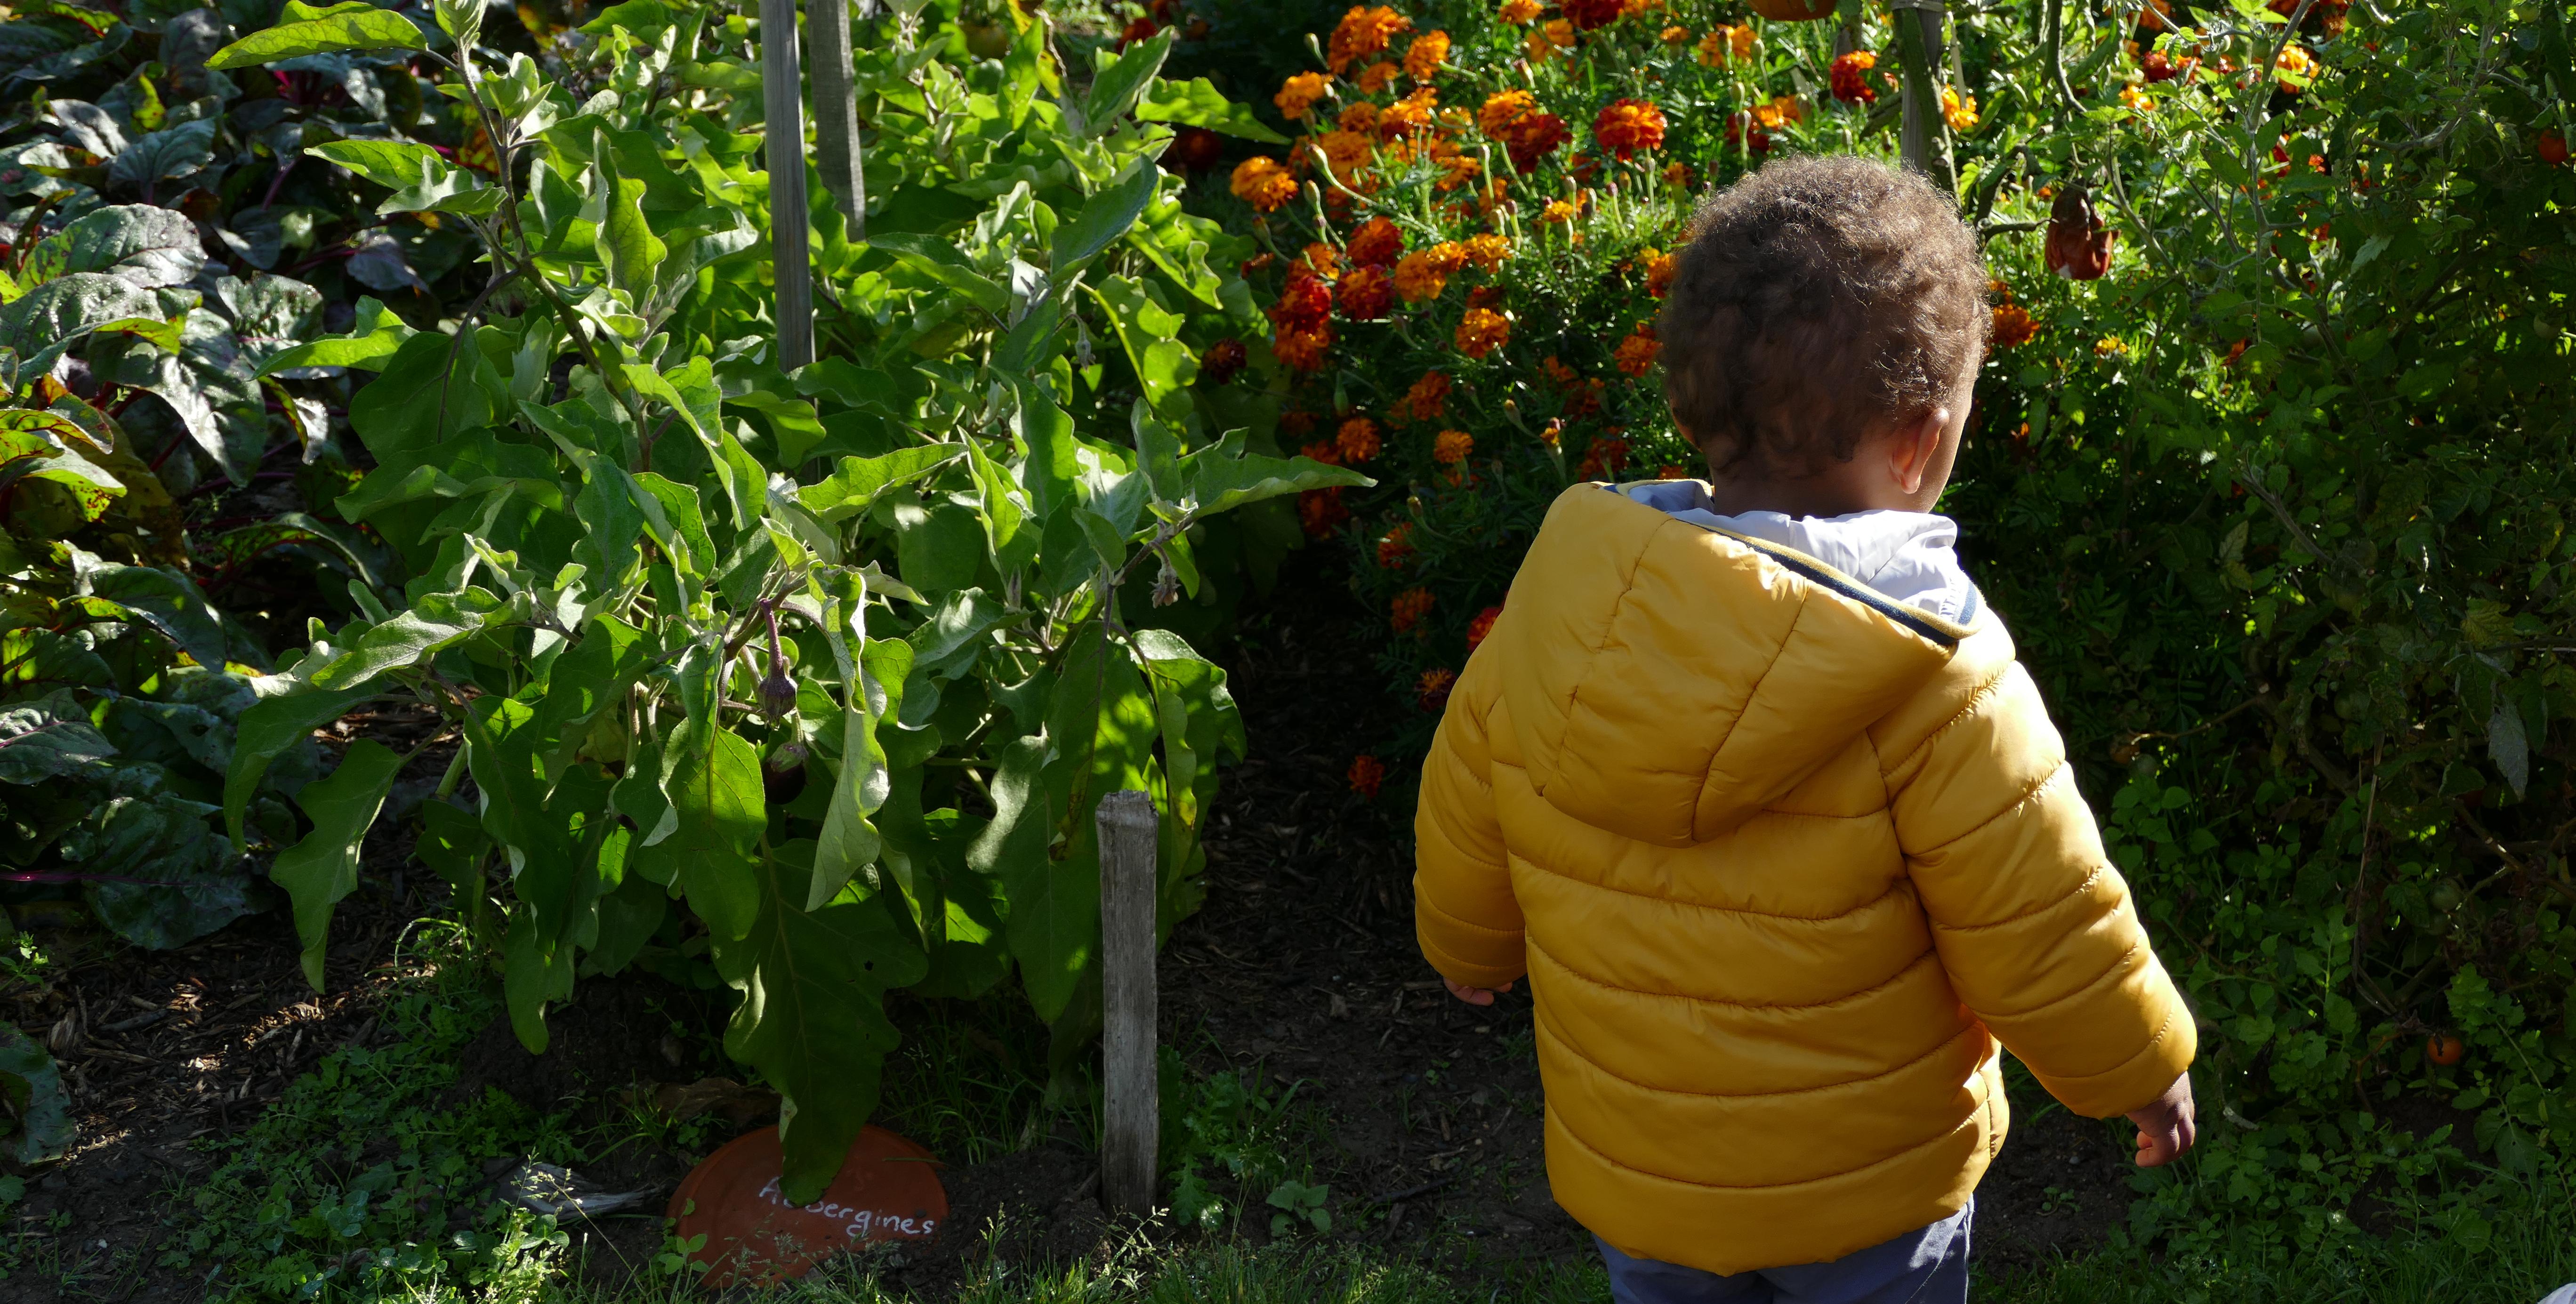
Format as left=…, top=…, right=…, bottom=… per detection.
left=667, top=1126, right=946, bottom=1286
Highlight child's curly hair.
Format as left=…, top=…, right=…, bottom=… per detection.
left=1658, top=157, right=1988, bottom=477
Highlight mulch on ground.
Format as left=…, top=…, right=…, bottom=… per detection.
left=5, top=555, right=2141, bottom=1300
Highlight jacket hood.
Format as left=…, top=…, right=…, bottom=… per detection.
left=1496, top=483, right=1973, bottom=848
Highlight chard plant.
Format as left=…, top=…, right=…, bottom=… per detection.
left=210, top=0, right=1352, bottom=1197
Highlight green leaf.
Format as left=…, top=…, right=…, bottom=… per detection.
left=634, top=727, right=765, bottom=942
left=1135, top=76, right=1289, bottom=144
left=594, top=139, right=666, bottom=306
left=798, top=446, right=963, bottom=523
left=22, top=204, right=205, bottom=289
left=307, top=140, right=445, bottom=190
left=0, top=690, right=116, bottom=783
left=303, top=588, right=504, bottom=691
left=269, top=739, right=407, bottom=990
left=204, top=8, right=428, bottom=69
left=1089, top=276, right=1196, bottom=415
left=69, top=547, right=241, bottom=672
left=1080, top=28, right=1174, bottom=136
left=0, top=273, right=164, bottom=374
left=107, top=120, right=217, bottom=190
left=871, top=233, right=1010, bottom=317
left=1052, top=161, right=1159, bottom=273
left=0, top=1025, right=72, bottom=1167
left=225, top=684, right=375, bottom=849
left=1180, top=429, right=1370, bottom=516
left=713, top=840, right=927, bottom=1204
left=809, top=578, right=888, bottom=910
left=260, top=296, right=418, bottom=376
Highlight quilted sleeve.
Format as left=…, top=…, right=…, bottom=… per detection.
left=1413, top=646, right=1527, bottom=990
left=1886, top=660, right=2196, bottom=1119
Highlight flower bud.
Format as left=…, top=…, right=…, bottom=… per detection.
left=757, top=671, right=798, bottom=719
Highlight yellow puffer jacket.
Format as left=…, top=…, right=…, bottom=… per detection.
left=1415, top=484, right=2195, bottom=1273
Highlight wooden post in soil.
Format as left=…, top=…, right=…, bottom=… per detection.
left=1890, top=0, right=1957, bottom=195
left=807, top=0, right=866, bottom=238
left=1097, top=789, right=1159, bottom=1217
left=759, top=0, right=815, bottom=369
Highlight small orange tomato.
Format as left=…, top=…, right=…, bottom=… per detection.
left=2427, top=1034, right=2466, bottom=1066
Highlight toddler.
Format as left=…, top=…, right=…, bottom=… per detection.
left=1413, top=156, right=2198, bottom=1303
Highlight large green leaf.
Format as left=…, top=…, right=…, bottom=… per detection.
left=69, top=547, right=241, bottom=672
left=258, top=295, right=416, bottom=375
left=0, top=689, right=116, bottom=783
left=1051, top=161, right=1159, bottom=273
left=808, top=578, right=888, bottom=910
left=1080, top=28, right=1174, bottom=135
left=1089, top=276, right=1197, bottom=415
left=269, top=739, right=407, bottom=990
left=303, top=588, right=504, bottom=691
left=22, top=204, right=206, bottom=288
left=870, top=234, right=1009, bottom=317
left=224, top=684, right=374, bottom=848
left=594, top=137, right=666, bottom=307
left=204, top=7, right=427, bottom=68
left=796, top=447, right=962, bottom=523
left=0, top=1025, right=72, bottom=1166
left=713, top=839, right=926, bottom=1204
left=0, top=273, right=164, bottom=373
left=1180, top=429, right=1371, bottom=517
left=631, top=726, right=764, bottom=942
left=1135, top=76, right=1290, bottom=144
left=60, top=791, right=259, bottom=950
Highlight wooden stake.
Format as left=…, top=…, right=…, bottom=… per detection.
left=807, top=0, right=866, bottom=238
left=1097, top=789, right=1159, bottom=1217
left=760, top=0, right=815, bottom=369
left=1892, top=0, right=1957, bottom=195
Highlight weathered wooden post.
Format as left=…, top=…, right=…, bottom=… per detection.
left=759, top=0, right=815, bottom=368
left=1096, top=789, right=1159, bottom=1216
left=807, top=0, right=867, bottom=238
left=1891, top=0, right=1957, bottom=194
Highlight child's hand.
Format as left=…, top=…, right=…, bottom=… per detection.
left=2126, top=1072, right=2198, bottom=1167
left=1442, top=976, right=1513, bottom=1007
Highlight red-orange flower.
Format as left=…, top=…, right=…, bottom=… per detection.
left=1393, top=243, right=1467, bottom=303
left=1433, top=429, right=1473, bottom=463
left=1199, top=338, right=1248, bottom=384
left=1577, top=434, right=1630, bottom=480
left=1643, top=249, right=1677, bottom=298
left=1466, top=604, right=1503, bottom=650
left=1455, top=307, right=1511, bottom=358
left=1346, top=216, right=1406, bottom=268
left=1379, top=88, right=1438, bottom=139
left=1593, top=98, right=1667, bottom=159
left=1274, top=327, right=1335, bottom=371
left=1391, top=586, right=1434, bottom=633
left=1299, top=487, right=1351, bottom=536
left=1336, top=415, right=1383, bottom=461
left=1417, top=668, right=1457, bottom=712
left=1276, top=71, right=1330, bottom=121
left=1404, top=30, right=1450, bottom=80
left=1230, top=156, right=1298, bottom=211
left=1377, top=522, right=1415, bottom=567
left=1613, top=323, right=1661, bottom=377
left=1338, top=266, right=1395, bottom=320
left=1990, top=303, right=2037, bottom=348
left=1830, top=51, right=1878, bottom=104
left=1328, top=5, right=1411, bottom=73
left=1270, top=268, right=1332, bottom=334
left=1404, top=371, right=1452, bottom=421
left=1349, top=753, right=1387, bottom=797
left=1562, top=0, right=1623, bottom=30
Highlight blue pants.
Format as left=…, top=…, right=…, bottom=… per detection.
left=1595, top=1198, right=1972, bottom=1304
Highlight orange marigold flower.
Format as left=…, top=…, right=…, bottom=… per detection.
left=1391, top=587, right=1434, bottom=634
left=1455, top=307, right=1511, bottom=358
left=1830, top=51, right=1878, bottom=104
left=1499, top=0, right=1542, bottom=23
left=1542, top=355, right=1579, bottom=387
left=1356, top=60, right=1402, bottom=95
left=1276, top=71, right=1330, bottom=121
left=1199, top=338, right=1248, bottom=384
left=1462, top=233, right=1511, bottom=272
left=1562, top=376, right=1604, bottom=419
left=1299, top=486, right=1351, bottom=537
left=1230, top=156, right=1298, bottom=211
left=1940, top=87, right=1979, bottom=133
left=1660, top=24, right=1690, bottom=43
left=1431, top=142, right=1482, bottom=192
left=1754, top=95, right=1803, bottom=129
left=1404, top=30, right=1450, bottom=80
left=1379, top=87, right=1439, bottom=138
left=1328, top=4, right=1411, bottom=73
left=1527, top=18, right=1574, bottom=60
left=1336, top=415, right=1383, bottom=461
left=1990, top=303, right=2037, bottom=349
left=1417, top=667, right=1457, bottom=711
left=1315, top=128, right=1377, bottom=178
left=1346, top=216, right=1406, bottom=267
left=2274, top=42, right=2318, bottom=92
left=1466, top=604, right=1503, bottom=650
left=1405, top=371, right=1453, bottom=421
left=1644, top=248, right=1677, bottom=298
left=1433, top=428, right=1473, bottom=463
left=1348, top=752, right=1387, bottom=797
left=1270, top=268, right=1332, bottom=333
left=1593, top=98, right=1666, bottom=159
left=1538, top=418, right=1564, bottom=446
left=1696, top=24, right=1754, bottom=66
left=1478, top=89, right=1537, bottom=138
left=1300, top=438, right=1343, bottom=466
left=1392, top=243, right=1467, bottom=303
left=1540, top=197, right=1579, bottom=224
left=1300, top=241, right=1343, bottom=279
left=1377, top=521, right=1415, bottom=567
left=1662, top=161, right=1691, bottom=188
left=1338, top=265, right=1395, bottom=320
left=1619, top=0, right=1657, bottom=15
left=1613, top=323, right=1661, bottom=377
left=1337, top=100, right=1381, bottom=134
left=1274, top=324, right=1336, bottom=370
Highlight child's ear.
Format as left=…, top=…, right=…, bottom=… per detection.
left=1889, top=408, right=1948, bottom=496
